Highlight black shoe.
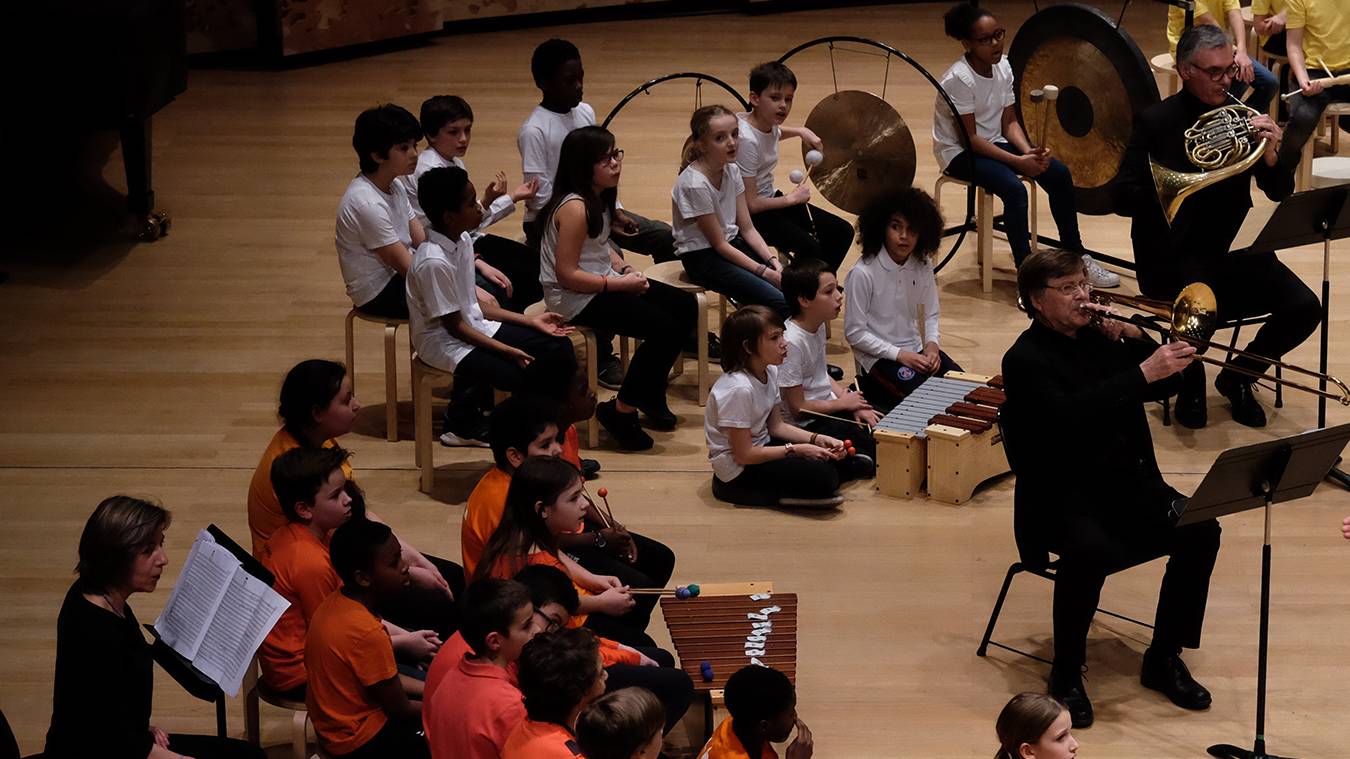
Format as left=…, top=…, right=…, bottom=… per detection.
left=595, top=399, right=653, bottom=451
left=841, top=452, right=876, bottom=481
left=580, top=458, right=601, bottom=479
left=1174, top=388, right=1208, bottom=429
left=1049, top=673, right=1094, bottom=728
left=1215, top=372, right=1267, bottom=427
left=1140, top=648, right=1212, bottom=710
left=827, top=363, right=845, bottom=381
left=597, top=356, right=625, bottom=390
left=684, top=332, right=721, bottom=361
left=638, top=403, right=679, bottom=431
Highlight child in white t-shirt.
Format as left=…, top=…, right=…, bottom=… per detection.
left=673, top=105, right=787, bottom=319
left=736, top=61, right=854, bottom=273
left=844, top=188, right=963, bottom=413
left=335, top=104, right=427, bottom=319
left=409, top=166, right=576, bottom=447
left=405, top=95, right=541, bottom=312
left=778, top=260, right=879, bottom=463
left=705, top=305, right=871, bottom=510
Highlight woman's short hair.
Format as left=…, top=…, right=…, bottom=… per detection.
left=995, top=692, right=1067, bottom=759
left=576, top=687, right=665, bottom=759
left=720, top=305, right=785, bottom=373
left=517, top=628, right=603, bottom=724
left=76, top=496, right=171, bottom=593
left=1016, top=248, right=1085, bottom=320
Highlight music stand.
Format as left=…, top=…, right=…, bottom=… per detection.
left=1247, top=185, right=1350, bottom=488
left=1172, top=424, right=1350, bottom=759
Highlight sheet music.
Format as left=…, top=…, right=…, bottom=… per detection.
left=153, top=530, right=236, bottom=659
left=193, top=567, right=288, bottom=696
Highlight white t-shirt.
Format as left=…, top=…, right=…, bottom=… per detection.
left=334, top=175, right=415, bottom=308
left=672, top=163, right=744, bottom=255
left=518, top=103, right=597, bottom=221
left=539, top=194, right=616, bottom=320
left=735, top=114, right=780, bottom=199
left=705, top=365, right=781, bottom=482
left=932, top=56, right=1017, bottom=172
left=402, top=150, right=514, bottom=235
left=843, top=252, right=941, bottom=374
left=407, top=228, right=502, bottom=373
left=778, top=320, right=836, bottom=424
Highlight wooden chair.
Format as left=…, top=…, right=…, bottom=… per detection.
left=642, top=260, right=717, bottom=406
left=343, top=308, right=408, bottom=442
left=570, top=326, right=602, bottom=448
left=1298, top=103, right=1350, bottom=190
left=933, top=174, right=1038, bottom=293
left=1150, top=52, right=1180, bottom=96
left=241, top=657, right=311, bottom=759
left=412, top=353, right=454, bottom=493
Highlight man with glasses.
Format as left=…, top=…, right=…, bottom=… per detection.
left=1001, top=248, right=1222, bottom=729
left=1115, top=23, right=1317, bottom=429
left=1166, top=0, right=1279, bottom=114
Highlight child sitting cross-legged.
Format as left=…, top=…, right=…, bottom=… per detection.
left=576, top=687, right=666, bottom=759
left=502, top=628, right=608, bottom=759
left=702, top=665, right=813, bottom=759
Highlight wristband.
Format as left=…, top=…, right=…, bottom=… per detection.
left=809, top=432, right=819, bottom=445
left=756, top=263, right=768, bottom=277
left=784, top=443, right=795, bottom=458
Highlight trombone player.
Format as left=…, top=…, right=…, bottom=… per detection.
left=1115, top=24, right=1320, bottom=429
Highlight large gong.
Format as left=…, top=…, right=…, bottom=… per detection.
left=1008, top=3, right=1158, bottom=215
left=803, top=90, right=916, bottom=215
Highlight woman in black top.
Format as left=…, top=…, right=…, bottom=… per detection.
left=44, top=496, right=263, bottom=759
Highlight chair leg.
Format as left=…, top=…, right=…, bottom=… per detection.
left=977, top=188, right=994, bottom=293
left=344, top=310, right=357, bottom=395
left=291, top=711, right=309, bottom=759
left=1026, top=179, right=1038, bottom=254
left=243, top=687, right=260, bottom=746
left=586, top=332, right=599, bottom=448
left=383, top=324, right=399, bottom=442
left=696, top=292, right=710, bottom=406
left=977, top=562, right=1023, bottom=657
left=619, top=335, right=631, bottom=373
left=416, top=369, right=434, bottom=493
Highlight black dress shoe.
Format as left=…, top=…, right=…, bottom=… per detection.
left=1174, top=388, right=1208, bottom=429
left=638, top=403, right=679, bottom=430
left=596, top=400, right=653, bottom=451
left=1215, top=372, right=1267, bottom=428
left=1049, top=676, right=1094, bottom=728
left=827, top=363, right=845, bottom=381
left=1140, top=648, right=1212, bottom=710
left=580, top=458, right=601, bottom=479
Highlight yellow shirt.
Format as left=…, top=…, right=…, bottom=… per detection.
left=1285, top=0, right=1350, bottom=72
left=1168, top=0, right=1241, bottom=57
left=1251, top=0, right=1286, bottom=17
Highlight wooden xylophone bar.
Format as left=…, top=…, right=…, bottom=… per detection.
left=659, top=593, right=798, bottom=693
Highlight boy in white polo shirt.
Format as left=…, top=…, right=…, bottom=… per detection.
left=409, top=166, right=576, bottom=447
left=336, top=104, right=426, bottom=319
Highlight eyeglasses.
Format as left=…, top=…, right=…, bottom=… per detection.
left=972, top=28, right=1006, bottom=46
left=534, top=609, right=563, bottom=633
left=1191, top=62, right=1240, bottom=82
left=1043, top=280, right=1092, bottom=297
left=597, top=149, right=625, bottom=165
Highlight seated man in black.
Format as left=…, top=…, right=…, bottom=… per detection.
left=1114, top=23, right=1319, bottom=429
left=1001, top=249, right=1222, bottom=729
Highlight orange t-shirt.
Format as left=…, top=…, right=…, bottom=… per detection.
left=258, top=522, right=340, bottom=691
left=425, top=651, right=526, bottom=759
left=424, top=631, right=474, bottom=726
left=247, top=427, right=354, bottom=555
left=700, top=717, right=779, bottom=759
left=598, top=636, right=641, bottom=667
left=561, top=425, right=582, bottom=468
left=462, top=467, right=513, bottom=577
left=305, top=591, right=397, bottom=755
left=488, top=550, right=592, bottom=627
left=501, top=719, right=583, bottom=759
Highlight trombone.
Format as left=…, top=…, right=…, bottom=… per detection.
left=1085, top=283, right=1350, bottom=406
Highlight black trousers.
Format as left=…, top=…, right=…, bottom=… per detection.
left=384, top=553, right=465, bottom=640
left=605, top=647, right=694, bottom=733
left=475, top=232, right=542, bottom=312
left=1139, top=250, right=1321, bottom=381
left=445, top=324, right=577, bottom=431
left=712, top=440, right=842, bottom=507
left=800, top=415, right=877, bottom=461
left=571, top=281, right=697, bottom=411
left=1277, top=77, right=1350, bottom=170
left=357, top=273, right=409, bottom=319
left=332, top=717, right=429, bottom=759
left=750, top=194, right=852, bottom=272
left=858, top=351, right=963, bottom=414
left=1047, top=495, right=1221, bottom=674
left=570, top=531, right=676, bottom=633
left=166, top=735, right=266, bottom=759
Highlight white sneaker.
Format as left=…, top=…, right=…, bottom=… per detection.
left=1082, top=254, right=1120, bottom=288
left=439, top=430, right=489, bottom=448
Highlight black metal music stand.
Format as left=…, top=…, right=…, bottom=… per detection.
left=1247, top=185, right=1350, bottom=487
left=1172, top=424, right=1350, bottom=759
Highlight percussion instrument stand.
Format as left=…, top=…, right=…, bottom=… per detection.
left=1175, top=424, right=1350, bottom=759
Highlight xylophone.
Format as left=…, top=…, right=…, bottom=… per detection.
left=659, top=582, right=796, bottom=737
left=872, top=371, right=1010, bottom=504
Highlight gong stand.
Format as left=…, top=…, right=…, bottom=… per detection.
left=601, top=72, right=749, bottom=128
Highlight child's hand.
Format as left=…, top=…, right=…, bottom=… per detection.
left=855, top=407, right=883, bottom=427
left=1015, top=153, right=1048, bottom=177
left=921, top=345, right=942, bottom=374
left=800, top=129, right=823, bottom=151
left=596, top=586, right=636, bottom=615
left=785, top=720, right=813, bottom=759
left=897, top=350, right=930, bottom=372
left=475, top=259, right=513, bottom=297
left=483, top=172, right=508, bottom=205
left=787, top=183, right=812, bottom=205
left=531, top=312, right=574, bottom=336
left=602, top=526, right=636, bottom=559
left=505, top=346, right=534, bottom=369
left=837, top=389, right=872, bottom=413
left=512, top=177, right=540, bottom=202
left=612, top=211, right=640, bottom=237
left=1342, top=515, right=1349, bottom=540
left=150, top=726, right=170, bottom=748
left=615, top=271, right=650, bottom=293
left=401, top=629, right=443, bottom=662
left=793, top=443, right=837, bottom=461
left=762, top=267, right=783, bottom=288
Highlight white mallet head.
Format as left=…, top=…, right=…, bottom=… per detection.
left=804, top=149, right=824, bottom=167
left=1043, top=84, right=1060, bottom=102
left=788, top=169, right=805, bottom=184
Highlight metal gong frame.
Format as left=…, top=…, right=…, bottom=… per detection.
left=778, top=36, right=980, bottom=274
left=601, top=73, right=749, bottom=128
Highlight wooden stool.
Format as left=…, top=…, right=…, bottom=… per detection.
left=343, top=308, right=407, bottom=442
left=242, top=658, right=311, bottom=759
left=933, top=174, right=1038, bottom=293
left=1150, top=52, right=1180, bottom=96
left=1311, top=156, right=1350, bottom=188
left=1298, top=102, right=1350, bottom=190
left=643, top=260, right=714, bottom=406
left=570, top=326, right=602, bottom=448
left=412, top=354, right=454, bottom=493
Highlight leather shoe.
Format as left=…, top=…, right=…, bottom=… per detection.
left=1049, top=675, right=1094, bottom=728
left=1215, top=372, right=1267, bottom=428
left=1173, top=387, right=1208, bottom=429
left=1140, top=648, right=1212, bottom=710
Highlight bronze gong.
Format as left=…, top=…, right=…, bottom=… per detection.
left=802, top=90, right=916, bottom=214
left=1007, top=3, right=1159, bottom=215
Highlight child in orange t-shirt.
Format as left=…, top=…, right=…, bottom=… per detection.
left=425, top=579, right=539, bottom=758
left=701, top=665, right=812, bottom=759
left=306, top=519, right=430, bottom=758
left=577, top=687, right=666, bottom=759
left=502, top=628, right=607, bottom=759
left=258, top=446, right=353, bottom=695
